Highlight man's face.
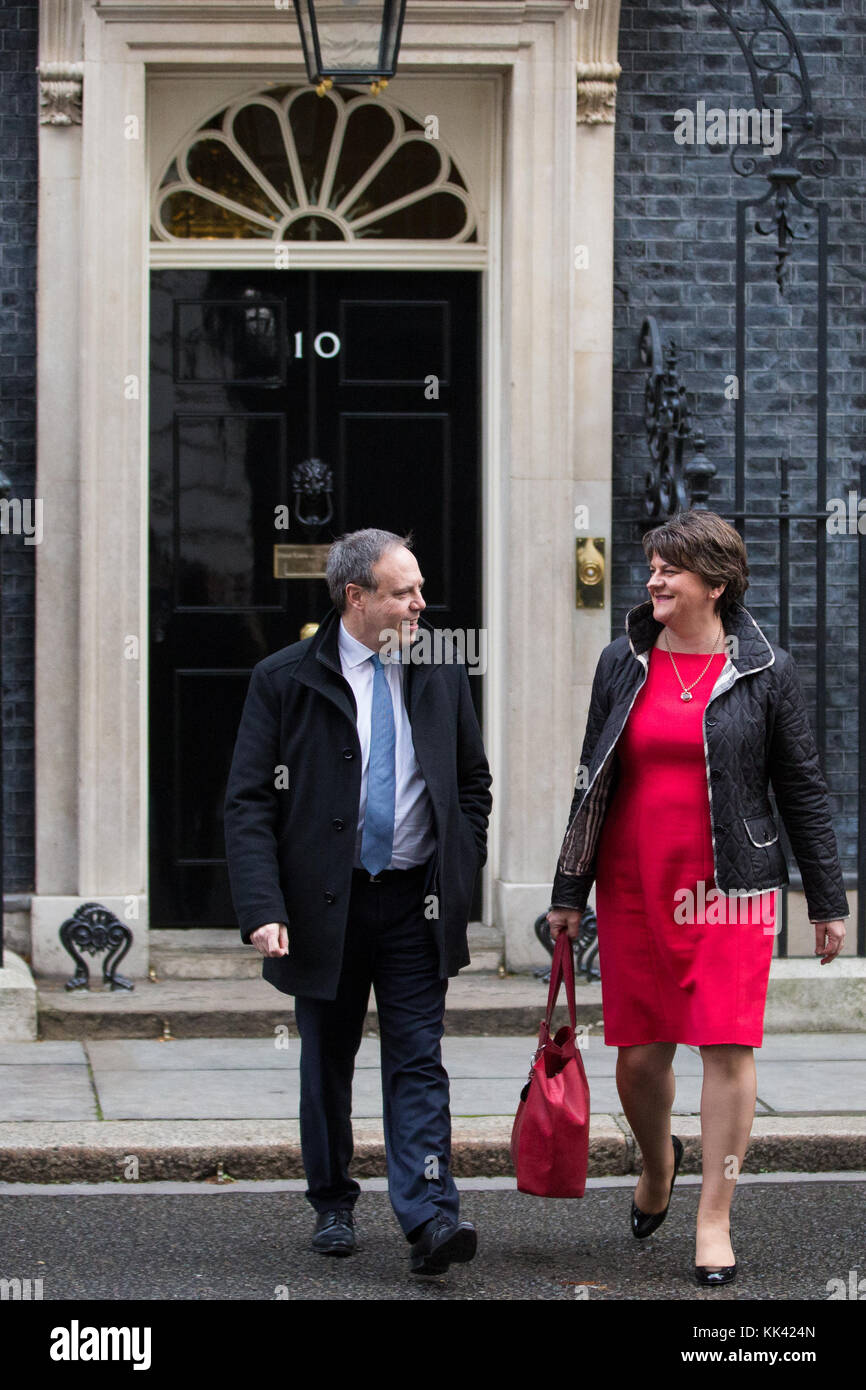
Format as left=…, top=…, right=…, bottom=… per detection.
left=345, top=545, right=426, bottom=652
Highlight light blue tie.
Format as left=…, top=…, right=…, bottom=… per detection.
left=360, top=653, right=396, bottom=875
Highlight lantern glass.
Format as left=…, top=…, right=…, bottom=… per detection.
left=293, top=1, right=406, bottom=84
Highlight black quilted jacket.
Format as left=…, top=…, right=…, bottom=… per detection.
left=550, top=598, right=850, bottom=925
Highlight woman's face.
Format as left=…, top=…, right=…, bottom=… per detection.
left=646, top=551, right=719, bottom=623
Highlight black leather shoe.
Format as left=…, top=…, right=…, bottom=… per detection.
left=695, top=1262, right=737, bottom=1287
left=311, top=1209, right=356, bottom=1257
left=631, top=1134, right=684, bottom=1239
left=695, top=1223, right=736, bottom=1286
left=409, top=1213, right=477, bottom=1276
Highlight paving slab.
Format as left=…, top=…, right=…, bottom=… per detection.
left=83, top=1037, right=717, bottom=1121
left=754, top=1060, right=866, bottom=1113
left=88, top=1061, right=560, bottom=1122
left=0, top=1042, right=86, bottom=1065
left=85, top=1038, right=303, bottom=1072
left=0, top=1063, right=98, bottom=1122
left=93, top=1069, right=300, bottom=1121
left=750, top=1034, right=866, bottom=1062
left=71, top=1037, right=864, bottom=1121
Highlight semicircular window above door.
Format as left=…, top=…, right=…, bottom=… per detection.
left=152, top=85, right=478, bottom=243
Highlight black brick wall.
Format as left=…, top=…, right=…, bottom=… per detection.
left=0, top=3, right=38, bottom=894
left=0, top=2, right=862, bottom=903
left=612, top=0, right=866, bottom=878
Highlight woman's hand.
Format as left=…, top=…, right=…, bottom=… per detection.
left=547, top=908, right=583, bottom=941
left=814, top=919, right=845, bottom=965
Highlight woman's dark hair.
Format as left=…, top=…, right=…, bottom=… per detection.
left=641, top=511, right=749, bottom=619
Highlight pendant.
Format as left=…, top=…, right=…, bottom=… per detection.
left=680, top=691, right=693, bottom=702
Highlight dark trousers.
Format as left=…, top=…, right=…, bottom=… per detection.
left=293, top=861, right=460, bottom=1237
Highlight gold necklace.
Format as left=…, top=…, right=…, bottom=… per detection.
left=663, top=623, right=724, bottom=702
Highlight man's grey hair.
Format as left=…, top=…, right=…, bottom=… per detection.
left=326, top=528, right=414, bottom=613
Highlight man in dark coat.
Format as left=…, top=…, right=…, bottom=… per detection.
left=223, top=529, right=492, bottom=1274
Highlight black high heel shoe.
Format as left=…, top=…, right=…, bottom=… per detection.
left=695, top=1225, right=737, bottom=1286
left=631, top=1134, right=684, bottom=1238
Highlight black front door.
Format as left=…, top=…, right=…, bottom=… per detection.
left=149, top=269, right=481, bottom=928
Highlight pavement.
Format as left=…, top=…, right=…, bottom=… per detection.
left=0, top=1032, right=864, bottom=1182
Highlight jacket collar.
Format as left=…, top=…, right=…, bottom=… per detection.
left=625, top=598, right=775, bottom=675
left=293, top=607, right=437, bottom=720
left=291, top=608, right=356, bottom=725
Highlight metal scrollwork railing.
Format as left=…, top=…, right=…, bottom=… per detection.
left=59, top=902, right=134, bottom=992
left=705, top=0, right=838, bottom=294
left=639, top=316, right=717, bottom=522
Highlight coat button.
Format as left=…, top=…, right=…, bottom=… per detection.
left=332, top=818, right=344, bottom=831
left=342, top=748, right=354, bottom=760
left=706, top=719, right=716, bottom=728
left=324, top=891, right=336, bottom=904
left=711, top=768, right=722, bottom=781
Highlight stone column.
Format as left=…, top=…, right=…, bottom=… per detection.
left=33, top=0, right=85, bottom=979
left=31, top=0, right=149, bottom=979
left=499, top=1, right=622, bottom=970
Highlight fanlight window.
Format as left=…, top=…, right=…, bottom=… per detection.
left=152, top=86, right=477, bottom=243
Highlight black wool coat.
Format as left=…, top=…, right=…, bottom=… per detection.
left=223, top=608, right=493, bottom=999
left=551, top=599, right=850, bottom=925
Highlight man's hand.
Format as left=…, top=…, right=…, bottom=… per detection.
left=814, top=919, right=845, bottom=965
left=547, top=907, right=583, bottom=941
left=250, top=922, right=289, bottom=957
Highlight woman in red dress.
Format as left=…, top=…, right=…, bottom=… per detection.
left=548, top=511, right=848, bottom=1286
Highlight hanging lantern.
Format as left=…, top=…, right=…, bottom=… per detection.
left=292, top=1, right=407, bottom=95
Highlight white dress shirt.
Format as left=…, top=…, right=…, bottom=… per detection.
left=337, top=619, right=436, bottom=869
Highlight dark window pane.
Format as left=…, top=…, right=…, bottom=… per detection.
left=284, top=214, right=346, bottom=241
left=357, top=191, right=470, bottom=240
left=186, top=138, right=281, bottom=222
left=345, top=139, right=441, bottom=220
left=174, top=299, right=284, bottom=383
left=232, top=102, right=298, bottom=210
left=287, top=90, right=339, bottom=204
left=331, top=101, right=396, bottom=209
left=159, top=192, right=273, bottom=240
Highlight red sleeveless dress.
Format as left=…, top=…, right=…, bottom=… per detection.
left=594, top=646, right=776, bottom=1047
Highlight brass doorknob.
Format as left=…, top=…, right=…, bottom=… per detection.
left=575, top=537, right=605, bottom=609
left=300, top=622, right=319, bottom=640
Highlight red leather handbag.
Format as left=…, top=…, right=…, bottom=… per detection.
left=510, top=930, right=591, bottom=1197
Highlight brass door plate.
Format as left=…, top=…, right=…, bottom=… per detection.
left=576, top=537, right=605, bottom=608
left=273, top=543, right=330, bottom=579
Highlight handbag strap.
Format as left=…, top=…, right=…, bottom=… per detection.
left=544, top=930, right=577, bottom=1034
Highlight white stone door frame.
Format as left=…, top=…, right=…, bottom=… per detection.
left=34, top=0, right=623, bottom=976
